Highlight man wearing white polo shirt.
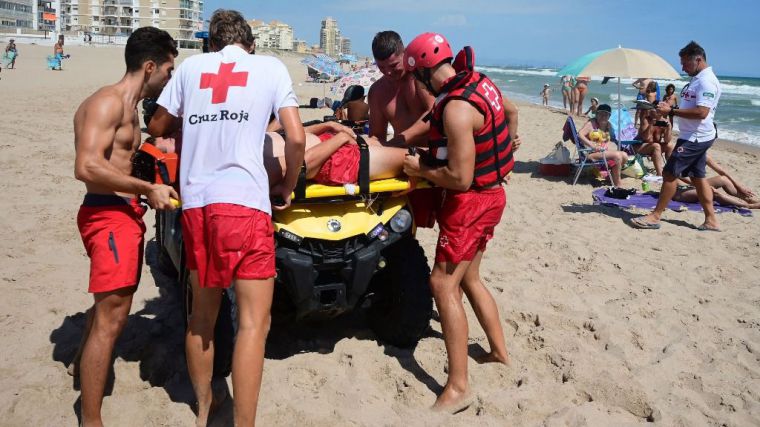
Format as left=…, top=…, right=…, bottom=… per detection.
left=631, top=41, right=722, bottom=231
left=149, top=9, right=305, bottom=425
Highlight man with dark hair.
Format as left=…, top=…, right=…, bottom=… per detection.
left=124, top=26, right=178, bottom=72
left=149, top=8, right=305, bottom=426
left=367, top=30, right=435, bottom=147
left=71, top=26, right=178, bottom=426
left=632, top=40, right=722, bottom=231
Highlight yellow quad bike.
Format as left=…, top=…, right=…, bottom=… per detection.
left=271, top=176, right=433, bottom=348
left=155, top=138, right=433, bottom=375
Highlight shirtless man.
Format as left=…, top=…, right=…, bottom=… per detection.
left=53, top=35, right=66, bottom=70
left=5, top=39, right=17, bottom=69
left=368, top=31, right=435, bottom=147
left=72, top=27, right=178, bottom=427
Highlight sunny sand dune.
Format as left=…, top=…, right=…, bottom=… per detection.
left=1, top=44, right=759, bottom=426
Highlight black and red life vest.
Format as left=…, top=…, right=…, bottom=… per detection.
left=426, top=47, right=514, bottom=189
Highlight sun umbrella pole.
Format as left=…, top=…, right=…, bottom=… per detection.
left=617, top=77, right=622, bottom=156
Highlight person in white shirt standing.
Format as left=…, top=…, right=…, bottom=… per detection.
left=148, top=9, right=305, bottom=425
left=631, top=41, right=722, bottom=231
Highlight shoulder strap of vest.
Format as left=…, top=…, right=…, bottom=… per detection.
left=466, top=77, right=508, bottom=186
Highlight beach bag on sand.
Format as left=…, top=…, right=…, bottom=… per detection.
left=621, top=159, right=644, bottom=178
left=539, top=142, right=572, bottom=176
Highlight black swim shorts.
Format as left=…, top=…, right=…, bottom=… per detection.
left=663, top=138, right=714, bottom=179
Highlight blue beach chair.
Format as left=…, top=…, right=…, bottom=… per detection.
left=562, top=116, right=613, bottom=186
left=610, top=107, right=649, bottom=175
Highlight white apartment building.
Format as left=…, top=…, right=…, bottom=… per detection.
left=319, top=16, right=339, bottom=57
left=57, top=0, right=202, bottom=47
left=248, top=18, right=293, bottom=51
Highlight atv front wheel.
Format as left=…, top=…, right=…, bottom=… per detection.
left=367, top=236, right=432, bottom=347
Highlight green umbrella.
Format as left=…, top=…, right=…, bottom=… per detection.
left=557, top=47, right=681, bottom=143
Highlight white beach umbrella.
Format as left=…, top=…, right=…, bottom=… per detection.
left=558, top=47, right=681, bottom=144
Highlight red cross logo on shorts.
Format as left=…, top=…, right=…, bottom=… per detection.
left=200, top=62, right=249, bottom=104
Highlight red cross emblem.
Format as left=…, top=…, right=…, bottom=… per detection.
left=200, top=62, right=249, bottom=104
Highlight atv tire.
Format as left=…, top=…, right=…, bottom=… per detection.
left=367, top=236, right=432, bottom=348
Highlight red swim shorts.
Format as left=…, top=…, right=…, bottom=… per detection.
left=182, top=203, right=275, bottom=288
left=77, top=194, right=147, bottom=294
left=313, top=132, right=360, bottom=185
left=435, top=186, right=506, bottom=264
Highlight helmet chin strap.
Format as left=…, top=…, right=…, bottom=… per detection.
left=413, top=68, right=438, bottom=96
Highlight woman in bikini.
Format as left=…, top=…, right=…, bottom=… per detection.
left=574, top=77, right=589, bottom=116
left=560, top=75, right=575, bottom=112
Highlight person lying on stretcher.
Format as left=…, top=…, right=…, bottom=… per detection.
left=154, top=121, right=409, bottom=188
left=263, top=121, right=407, bottom=187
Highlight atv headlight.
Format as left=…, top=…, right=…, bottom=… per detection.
left=389, top=209, right=412, bottom=233
left=277, top=229, right=303, bottom=245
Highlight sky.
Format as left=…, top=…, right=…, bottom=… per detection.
left=204, top=0, right=760, bottom=77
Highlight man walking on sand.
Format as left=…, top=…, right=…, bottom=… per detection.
left=72, top=27, right=178, bottom=426
left=402, top=32, right=518, bottom=413
left=631, top=41, right=722, bottom=231
left=148, top=9, right=305, bottom=426
left=367, top=31, right=435, bottom=147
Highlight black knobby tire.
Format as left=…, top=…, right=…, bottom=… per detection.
left=367, top=236, right=432, bottom=348
left=155, top=211, right=178, bottom=276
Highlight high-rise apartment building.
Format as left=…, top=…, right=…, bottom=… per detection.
left=339, top=36, right=350, bottom=56
left=1, top=0, right=34, bottom=32
left=248, top=18, right=293, bottom=51
left=58, top=0, right=202, bottom=47
left=319, top=16, right=340, bottom=57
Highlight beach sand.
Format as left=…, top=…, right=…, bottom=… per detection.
left=1, top=44, right=759, bottom=426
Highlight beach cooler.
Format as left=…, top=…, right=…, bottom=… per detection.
left=539, top=142, right=572, bottom=176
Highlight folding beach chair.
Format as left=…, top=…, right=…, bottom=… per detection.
left=562, top=116, right=613, bottom=186
left=610, top=107, right=647, bottom=174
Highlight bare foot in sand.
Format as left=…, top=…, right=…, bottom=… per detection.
left=432, top=386, right=475, bottom=414
left=474, top=351, right=510, bottom=366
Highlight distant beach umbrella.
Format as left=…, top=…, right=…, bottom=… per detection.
left=329, top=66, right=384, bottom=96
left=301, top=55, right=345, bottom=78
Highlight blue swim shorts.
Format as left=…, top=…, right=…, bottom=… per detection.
left=663, top=138, right=714, bottom=179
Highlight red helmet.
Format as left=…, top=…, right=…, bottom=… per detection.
left=404, top=32, right=453, bottom=72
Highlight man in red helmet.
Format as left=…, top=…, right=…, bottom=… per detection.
left=402, top=32, right=520, bottom=413
left=367, top=31, right=435, bottom=147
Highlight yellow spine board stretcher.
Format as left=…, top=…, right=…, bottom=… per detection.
left=169, top=178, right=430, bottom=208
left=291, top=177, right=431, bottom=199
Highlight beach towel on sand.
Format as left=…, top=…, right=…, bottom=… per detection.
left=592, top=188, right=753, bottom=217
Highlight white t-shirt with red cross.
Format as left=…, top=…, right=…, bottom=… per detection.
left=157, top=44, right=298, bottom=214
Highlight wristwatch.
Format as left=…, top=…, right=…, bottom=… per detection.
left=669, top=105, right=679, bottom=118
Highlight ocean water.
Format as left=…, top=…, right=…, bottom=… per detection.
left=477, top=65, right=760, bottom=148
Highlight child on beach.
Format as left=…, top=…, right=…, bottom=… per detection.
left=584, top=97, right=599, bottom=118
left=540, top=84, right=551, bottom=106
